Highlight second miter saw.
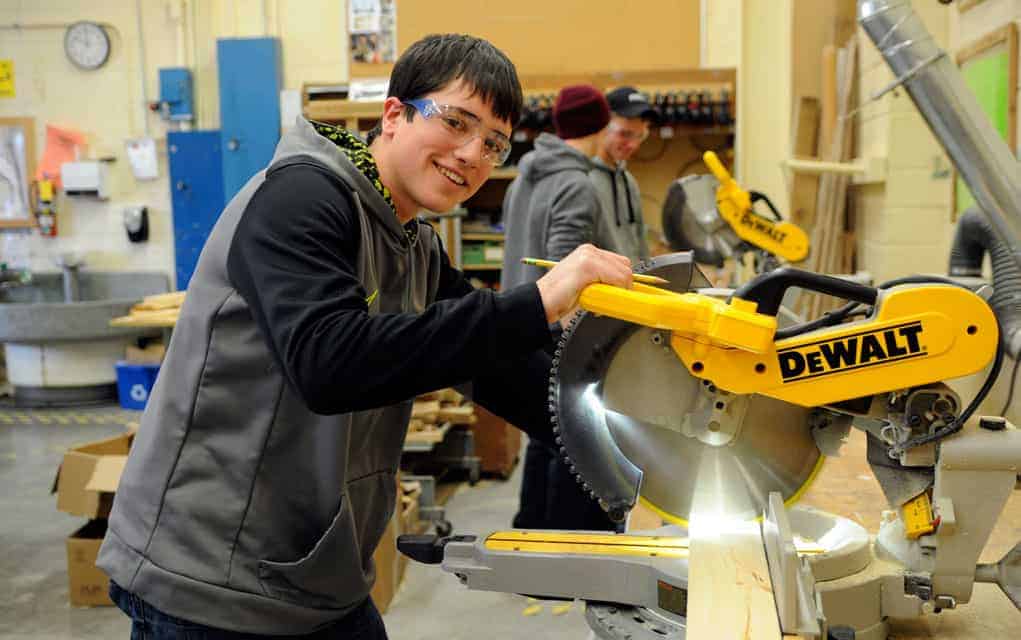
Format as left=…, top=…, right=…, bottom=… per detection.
left=662, top=151, right=809, bottom=275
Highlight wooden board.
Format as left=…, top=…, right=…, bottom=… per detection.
left=411, top=400, right=440, bottom=423
left=437, top=404, right=476, bottom=425
left=404, top=422, right=451, bottom=445
left=132, top=291, right=186, bottom=311
left=686, top=521, right=782, bottom=640
left=109, top=309, right=179, bottom=328
left=789, top=97, right=822, bottom=229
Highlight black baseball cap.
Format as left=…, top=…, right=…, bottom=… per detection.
left=606, top=86, right=657, bottom=120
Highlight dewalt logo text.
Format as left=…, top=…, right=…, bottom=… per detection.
left=778, top=321, right=925, bottom=382
left=739, top=212, right=787, bottom=244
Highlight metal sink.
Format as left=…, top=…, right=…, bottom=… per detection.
left=0, top=271, right=169, bottom=342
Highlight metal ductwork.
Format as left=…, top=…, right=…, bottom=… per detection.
left=858, top=0, right=1021, bottom=346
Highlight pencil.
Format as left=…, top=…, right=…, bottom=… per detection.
left=521, top=258, right=669, bottom=285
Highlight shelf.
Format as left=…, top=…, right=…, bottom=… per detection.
left=0, top=218, right=36, bottom=230
left=489, top=167, right=519, bottom=180
left=462, top=232, right=504, bottom=241
left=462, top=264, right=502, bottom=271
left=305, top=99, right=384, bottom=122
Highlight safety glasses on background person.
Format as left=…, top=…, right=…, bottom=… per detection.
left=608, top=122, right=650, bottom=144
left=402, top=98, right=513, bottom=166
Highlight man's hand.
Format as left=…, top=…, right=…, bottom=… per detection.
left=535, top=245, right=633, bottom=324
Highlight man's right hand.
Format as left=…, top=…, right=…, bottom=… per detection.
left=535, top=245, right=634, bottom=324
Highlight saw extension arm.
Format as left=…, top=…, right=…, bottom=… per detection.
left=580, top=267, right=998, bottom=407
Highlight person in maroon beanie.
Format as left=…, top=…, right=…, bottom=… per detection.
left=501, top=84, right=620, bottom=533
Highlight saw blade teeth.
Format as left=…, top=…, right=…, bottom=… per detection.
left=546, top=258, right=676, bottom=519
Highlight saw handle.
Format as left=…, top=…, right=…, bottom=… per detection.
left=733, top=266, right=878, bottom=316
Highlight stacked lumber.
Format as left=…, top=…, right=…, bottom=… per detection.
left=110, top=291, right=185, bottom=328
left=406, top=388, right=476, bottom=445
left=804, top=38, right=859, bottom=319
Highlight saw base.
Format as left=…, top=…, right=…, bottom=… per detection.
left=441, top=507, right=870, bottom=640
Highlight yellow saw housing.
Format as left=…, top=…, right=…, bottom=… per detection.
left=580, top=281, right=998, bottom=407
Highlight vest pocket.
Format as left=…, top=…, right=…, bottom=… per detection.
left=256, top=472, right=397, bottom=609
left=257, top=495, right=366, bottom=609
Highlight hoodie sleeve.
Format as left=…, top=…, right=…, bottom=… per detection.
left=431, top=244, right=555, bottom=445
left=227, top=163, right=554, bottom=417
left=546, top=173, right=598, bottom=260
left=628, top=172, right=651, bottom=261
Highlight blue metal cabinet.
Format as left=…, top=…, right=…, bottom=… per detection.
left=168, top=131, right=225, bottom=291
left=217, top=38, right=282, bottom=200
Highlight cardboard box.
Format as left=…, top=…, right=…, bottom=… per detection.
left=370, top=472, right=427, bottom=613
left=369, top=509, right=400, bottom=613
left=52, top=431, right=132, bottom=518
left=67, top=520, right=112, bottom=607
left=125, top=343, right=166, bottom=365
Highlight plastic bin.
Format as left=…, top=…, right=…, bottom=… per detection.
left=114, top=362, right=160, bottom=410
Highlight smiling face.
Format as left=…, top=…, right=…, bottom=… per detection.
left=599, top=115, right=650, bottom=165
left=372, top=81, right=513, bottom=222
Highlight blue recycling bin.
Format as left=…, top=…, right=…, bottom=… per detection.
left=114, top=362, right=161, bottom=410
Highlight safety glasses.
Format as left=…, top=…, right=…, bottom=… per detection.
left=608, top=122, right=650, bottom=143
left=403, top=98, right=513, bottom=167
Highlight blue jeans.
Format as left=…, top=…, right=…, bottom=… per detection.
left=110, top=582, right=389, bottom=639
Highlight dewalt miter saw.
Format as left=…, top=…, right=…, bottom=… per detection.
left=400, top=254, right=1017, bottom=640
left=398, top=0, right=1021, bottom=637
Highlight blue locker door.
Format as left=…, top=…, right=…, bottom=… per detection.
left=168, top=130, right=225, bottom=291
left=217, top=38, right=282, bottom=200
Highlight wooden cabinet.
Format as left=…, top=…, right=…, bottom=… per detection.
left=469, top=405, right=521, bottom=478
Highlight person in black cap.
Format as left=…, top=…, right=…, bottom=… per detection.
left=502, top=85, right=621, bottom=533
left=589, top=86, right=657, bottom=264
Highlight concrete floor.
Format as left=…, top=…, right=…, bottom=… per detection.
left=0, top=405, right=587, bottom=639
left=2, top=405, right=1021, bottom=638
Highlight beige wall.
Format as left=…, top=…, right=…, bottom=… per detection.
left=703, top=0, right=742, bottom=68
left=0, top=0, right=348, bottom=282
left=736, top=0, right=793, bottom=215
left=0, top=1, right=179, bottom=274
left=853, top=0, right=957, bottom=284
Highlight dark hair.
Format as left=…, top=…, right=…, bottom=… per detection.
left=366, top=34, right=523, bottom=144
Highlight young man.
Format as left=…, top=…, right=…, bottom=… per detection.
left=98, top=35, right=632, bottom=639
left=501, top=85, right=620, bottom=533
left=501, top=84, right=609, bottom=288
left=589, top=86, right=656, bottom=263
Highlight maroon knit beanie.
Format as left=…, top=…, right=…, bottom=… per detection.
left=553, top=84, right=611, bottom=140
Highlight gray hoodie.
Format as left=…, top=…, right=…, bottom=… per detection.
left=589, top=156, right=650, bottom=264
left=501, top=133, right=599, bottom=289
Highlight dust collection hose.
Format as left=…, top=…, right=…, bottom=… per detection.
left=950, top=208, right=1021, bottom=358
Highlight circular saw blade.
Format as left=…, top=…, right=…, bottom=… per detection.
left=551, top=252, right=822, bottom=524
left=661, top=174, right=741, bottom=267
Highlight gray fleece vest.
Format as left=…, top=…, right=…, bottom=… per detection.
left=97, top=119, right=444, bottom=633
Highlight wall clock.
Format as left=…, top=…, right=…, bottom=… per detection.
left=64, top=21, right=111, bottom=71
